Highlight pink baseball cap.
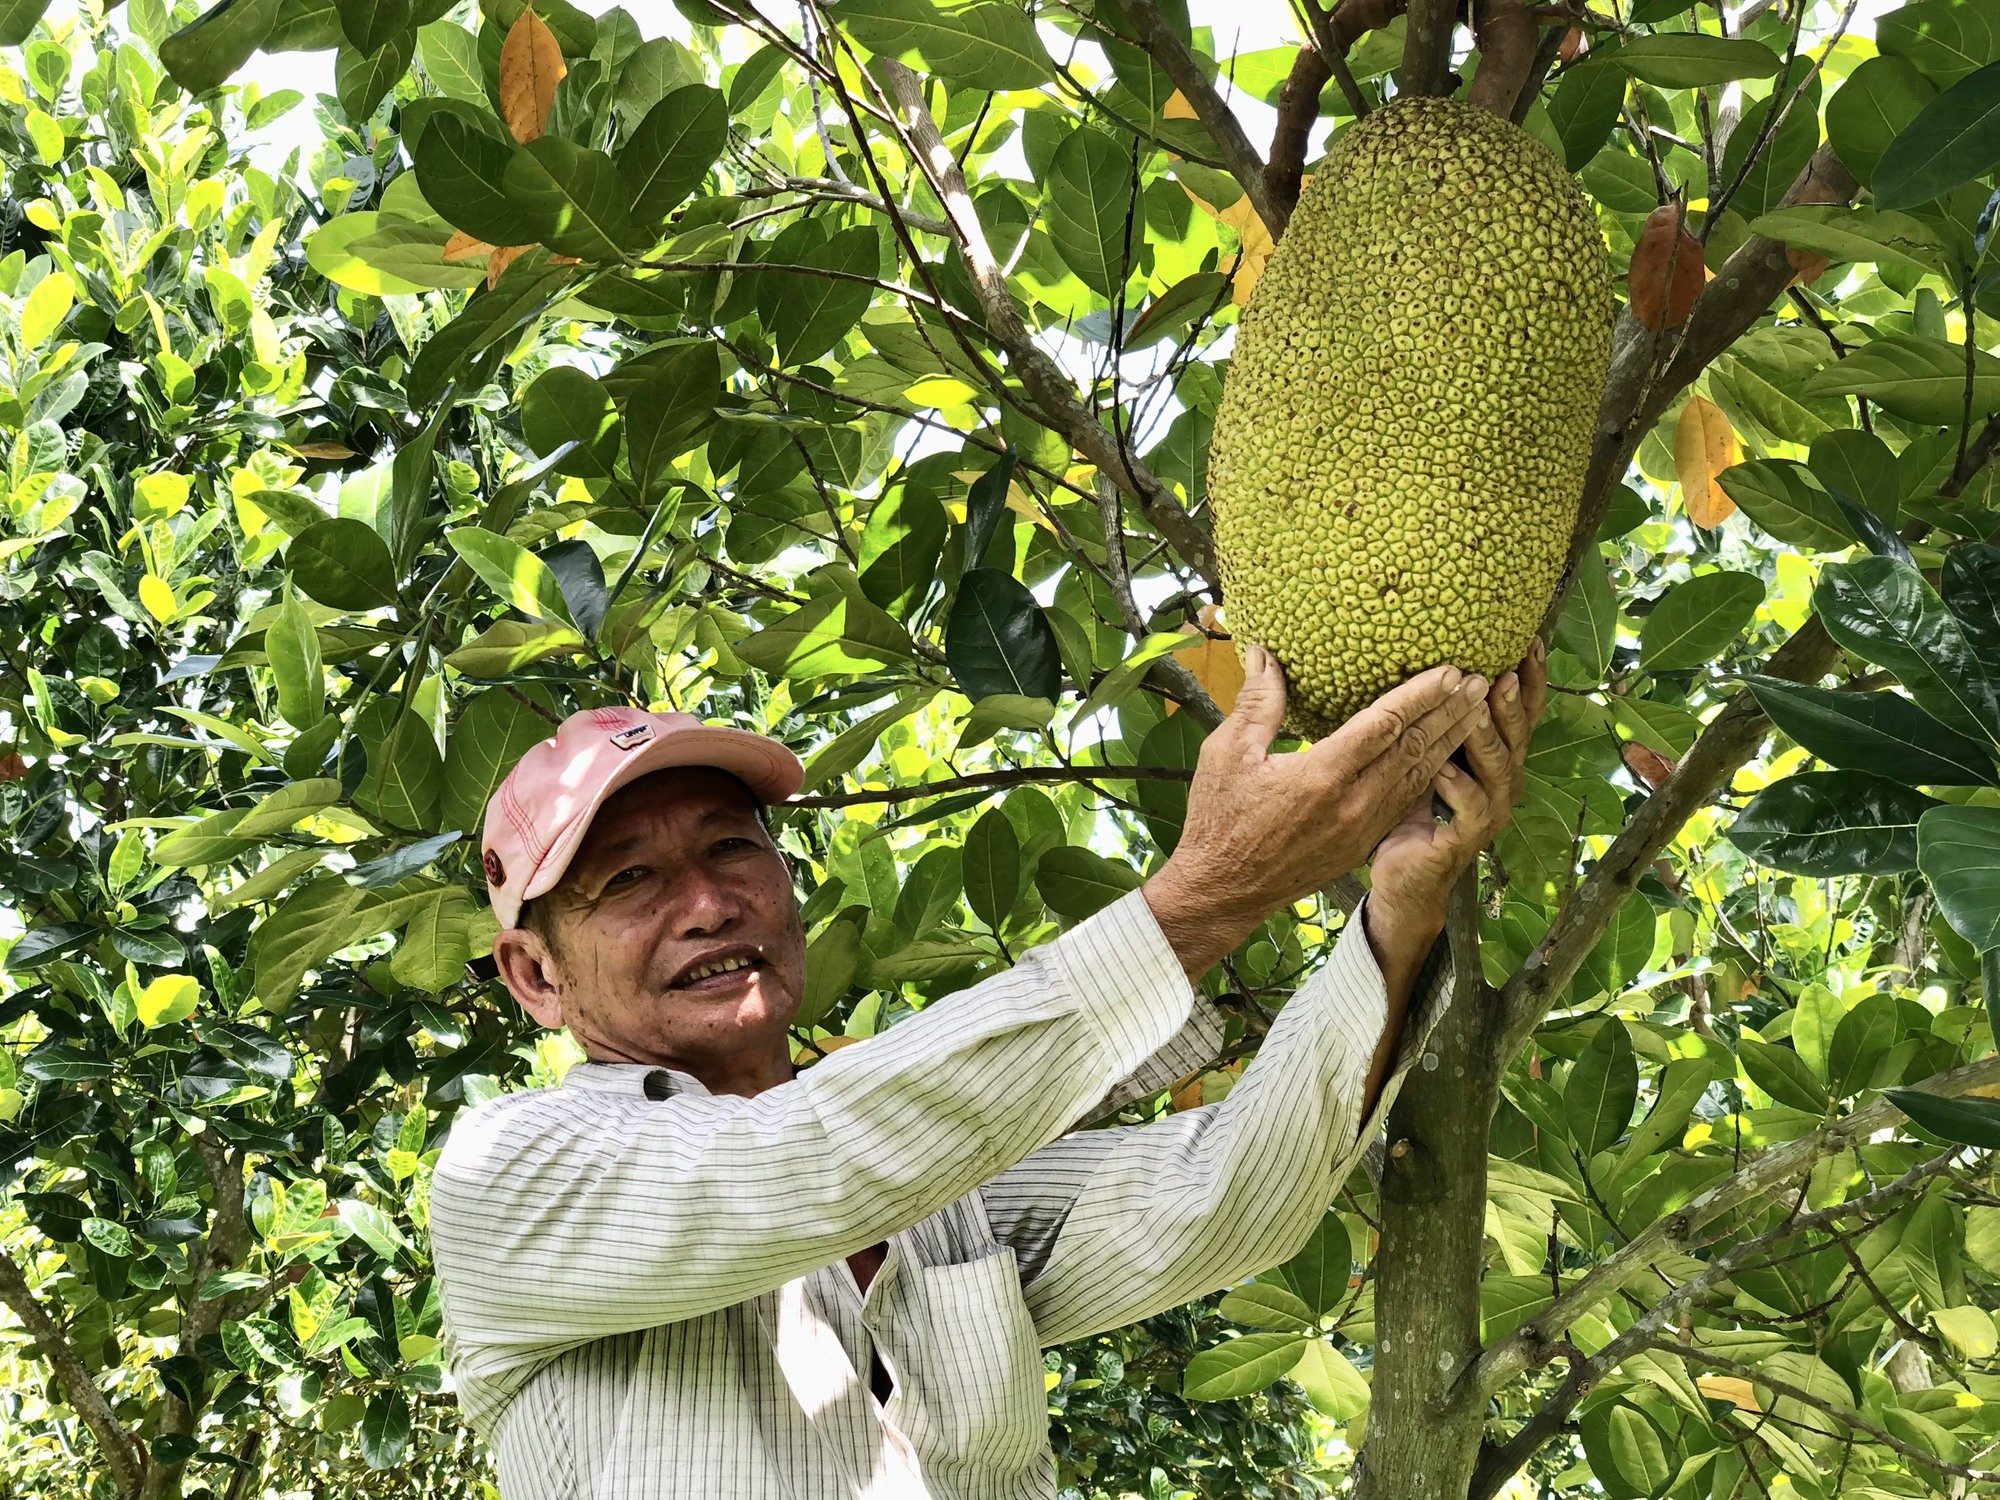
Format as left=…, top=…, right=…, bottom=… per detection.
left=480, top=706, right=804, bottom=928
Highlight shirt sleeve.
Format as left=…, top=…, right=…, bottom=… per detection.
left=429, top=888, right=1194, bottom=1362
left=980, top=899, right=1454, bottom=1347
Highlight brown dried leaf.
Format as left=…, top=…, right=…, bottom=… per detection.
left=499, top=8, right=565, bottom=144
left=1620, top=739, right=1676, bottom=789
left=1558, top=26, right=1583, bottom=62
left=1673, top=394, right=1738, bottom=529
left=1629, top=201, right=1706, bottom=331
left=485, top=242, right=531, bottom=289
left=293, top=442, right=358, bottom=459
left=1786, top=245, right=1831, bottom=286
left=0, top=751, right=26, bottom=783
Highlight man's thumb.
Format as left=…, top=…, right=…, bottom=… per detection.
left=1228, top=642, right=1287, bottom=743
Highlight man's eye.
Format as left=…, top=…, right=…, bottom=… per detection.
left=607, top=867, right=647, bottom=887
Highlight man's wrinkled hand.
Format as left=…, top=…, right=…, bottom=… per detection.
left=1143, top=643, right=1492, bottom=979
left=1367, top=637, right=1549, bottom=938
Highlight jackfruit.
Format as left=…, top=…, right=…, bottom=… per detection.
left=1208, top=97, right=1614, bottom=738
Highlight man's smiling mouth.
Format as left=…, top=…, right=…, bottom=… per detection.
left=669, top=948, right=764, bottom=990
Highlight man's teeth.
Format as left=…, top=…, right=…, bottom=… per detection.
left=684, top=956, right=753, bottom=983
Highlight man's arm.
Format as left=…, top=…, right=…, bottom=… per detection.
left=431, top=649, right=1486, bottom=1366
left=980, top=895, right=1451, bottom=1348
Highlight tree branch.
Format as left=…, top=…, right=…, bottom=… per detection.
left=1117, top=0, right=1283, bottom=239
left=785, top=763, right=1196, bottom=809
left=1467, top=1057, right=2000, bottom=1406
left=1264, top=43, right=1333, bottom=218
left=1467, top=0, right=1539, bottom=117
left=0, top=1246, right=145, bottom=1499
left=1401, top=0, right=1460, bottom=97
left=870, top=58, right=1221, bottom=590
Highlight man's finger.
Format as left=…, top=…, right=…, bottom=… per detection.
left=1521, top=637, right=1550, bottom=725
left=1357, top=676, right=1489, bottom=805
left=1222, top=642, right=1288, bottom=752
left=1462, top=701, right=1512, bottom=792
left=1314, top=663, right=1464, bottom=774
left=1433, top=761, right=1492, bottom=830
left=1488, top=670, right=1528, bottom=757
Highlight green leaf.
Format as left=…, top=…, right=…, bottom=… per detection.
left=1750, top=674, right=1995, bottom=785
left=336, top=32, right=414, bottom=120
left=415, top=18, right=484, bottom=97
left=1067, top=632, right=1200, bottom=728
left=1739, top=1039, right=1831, bottom=1114
left=20, top=271, right=71, bottom=349
left=1728, top=770, right=1940, bottom=875
left=1827, top=994, right=1899, bottom=1100
left=287, top=518, right=398, bottom=612
left=521, top=365, right=620, bottom=477
left=1716, top=459, right=1850, bottom=551
left=441, top=685, right=558, bottom=836
left=135, top=974, right=200, bottom=1028
left=1035, top=845, right=1142, bottom=920
left=154, top=809, right=259, bottom=868
left=1874, top=61, right=2000, bottom=209
left=863, top=932, right=989, bottom=984
left=1813, top=556, right=2000, bottom=742
left=1613, top=34, right=1779, bottom=89
left=443, top=619, right=587, bottom=675
left=234, top=777, right=342, bottom=837
left=732, top=592, right=915, bottom=679
left=1288, top=1339, right=1371, bottom=1420
left=360, top=1390, right=412, bottom=1469
left=945, top=569, right=1062, bottom=702
left=1563, top=1017, right=1638, bottom=1155
left=765, top=226, right=879, bottom=367
left=621, top=342, right=721, bottom=497
left=414, top=109, right=528, bottom=246
left=1218, top=1282, right=1315, bottom=1332
left=337, top=0, right=407, bottom=53
left=1918, top=805, right=2000, bottom=950
left=266, top=0, right=345, bottom=50
left=1182, top=1333, right=1310, bottom=1400
left=504, top=137, right=634, bottom=260
left=1885, top=1087, right=2000, bottom=1149
left=159, top=0, right=280, bottom=94
left=267, top=587, right=325, bottom=731
left=1546, top=60, right=1625, bottom=171
left=356, top=713, right=444, bottom=832
left=1747, top=205, right=1949, bottom=277
left=1877, top=0, right=2000, bottom=90
left=832, top=0, right=1055, bottom=90
left=1274, top=1211, right=1350, bottom=1319
left=1126, top=271, right=1231, bottom=350
left=1826, top=54, right=1937, bottom=187
left=1045, top=125, right=1135, bottom=299
left=447, top=527, right=576, bottom=623
left=0, top=0, right=51, bottom=46
left=796, top=917, right=861, bottom=1028
left=1639, top=571, right=1765, bottom=673
left=617, top=84, right=728, bottom=228
left=391, top=887, right=479, bottom=991
left=1553, top=548, right=1616, bottom=679
left=858, top=487, right=948, bottom=617
left=962, top=808, right=1020, bottom=931
left=1800, top=334, right=2000, bottom=425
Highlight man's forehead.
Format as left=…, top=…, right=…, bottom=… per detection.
left=572, top=768, right=763, bottom=858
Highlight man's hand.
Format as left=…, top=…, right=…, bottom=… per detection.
left=1142, top=643, right=1492, bottom=980
left=1367, top=637, right=1549, bottom=942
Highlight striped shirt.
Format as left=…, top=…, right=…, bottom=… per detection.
left=430, top=888, right=1453, bottom=1499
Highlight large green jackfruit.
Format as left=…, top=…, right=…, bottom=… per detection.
left=1208, top=97, right=1614, bottom=738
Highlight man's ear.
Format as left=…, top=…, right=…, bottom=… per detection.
left=492, top=927, right=564, bottom=1029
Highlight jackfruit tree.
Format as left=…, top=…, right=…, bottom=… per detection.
left=0, top=1, right=1997, bottom=1499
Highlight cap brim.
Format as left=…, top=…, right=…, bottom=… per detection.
left=516, top=726, right=804, bottom=911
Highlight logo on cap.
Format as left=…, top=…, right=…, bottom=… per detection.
left=483, top=849, right=507, bottom=887
left=610, top=723, right=655, bottom=751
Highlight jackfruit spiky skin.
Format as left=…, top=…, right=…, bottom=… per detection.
left=1209, top=96, right=1614, bottom=739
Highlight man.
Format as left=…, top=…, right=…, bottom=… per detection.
left=431, top=640, right=1546, bottom=1499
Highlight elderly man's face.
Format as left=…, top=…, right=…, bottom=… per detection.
left=492, top=767, right=808, bottom=1086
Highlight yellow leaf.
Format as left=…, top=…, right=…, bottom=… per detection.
left=1163, top=88, right=1198, bottom=120
left=136, top=974, right=200, bottom=1028
left=486, top=243, right=533, bottom=289
left=292, top=441, right=357, bottom=460
left=1167, top=604, right=1243, bottom=716
left=1674, top=395, right=1739, bottom=529
left=1695, top=1375, right=1760, bottom=1411
left=1181, top=182, right=1277, bottom=305
left=499, top=8, right=565, bottom=144
left=442, top=230, right=495, bottom=263
left=139, top=573, right=178, bottom=623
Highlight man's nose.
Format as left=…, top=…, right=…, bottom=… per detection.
left=672, top=866, right=741, bottom=935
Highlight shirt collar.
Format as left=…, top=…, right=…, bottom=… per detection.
left=560, top=1061, right=712, bottom=1099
